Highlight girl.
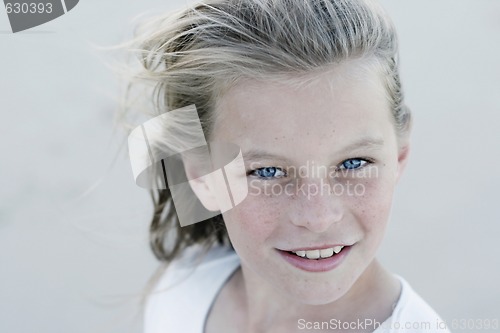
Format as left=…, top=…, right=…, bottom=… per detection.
left=127, top=0, right=450, bottom=332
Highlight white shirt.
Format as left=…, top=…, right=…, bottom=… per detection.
left=144, top=246, right=451, bottom=333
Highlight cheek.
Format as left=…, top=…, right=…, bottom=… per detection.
left=223, top=195, right=284, bottom=248
left=347, top=170, right=396, bottom=233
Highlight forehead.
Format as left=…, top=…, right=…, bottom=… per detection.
left=211, top=60, right=394, bottom=160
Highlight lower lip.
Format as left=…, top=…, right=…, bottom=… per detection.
left=277, top=246, right=351, bottom=272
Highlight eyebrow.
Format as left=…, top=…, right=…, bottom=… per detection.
left=242, top=150, right=291, bottom=163
left=336, top=136, right=385, bottom=153
left=242, top=137, right=385, bottom=163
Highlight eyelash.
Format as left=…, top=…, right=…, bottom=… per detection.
left=337, top=157, right=373, bottom=171
left=248, top=158, right=373, bottom=179
left=248, top=166, right=287, bottom=179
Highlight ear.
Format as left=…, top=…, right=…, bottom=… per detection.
left=396, top=141, right=410, bottom=182
left=183, top=159, right=221, bottom=212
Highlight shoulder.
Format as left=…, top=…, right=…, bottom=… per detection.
left=143, top=245, right=240, bottom=333
left=376, top=276, right=451, bottom=333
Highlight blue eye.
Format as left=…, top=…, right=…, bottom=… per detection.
left=339, top=158, right=368, bottom=170
left=250, top=167, right=286, bottom=179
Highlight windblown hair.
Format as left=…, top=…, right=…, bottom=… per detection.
left=127, top=0, right=411, bottom=263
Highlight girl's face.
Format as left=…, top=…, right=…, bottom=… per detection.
left=209, top=60, right=409, bottom=304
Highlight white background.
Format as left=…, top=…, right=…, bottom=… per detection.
left=1, top=1, right=499, bottom=332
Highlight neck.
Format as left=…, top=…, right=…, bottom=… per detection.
left=232, top=259, right=401, bottom=333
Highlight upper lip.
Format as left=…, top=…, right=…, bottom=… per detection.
left=280, top=244, right=352, bottom=252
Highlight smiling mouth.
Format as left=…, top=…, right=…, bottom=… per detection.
left=287, top=246, right=346, bottom=260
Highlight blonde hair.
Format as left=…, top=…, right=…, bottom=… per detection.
left=126, top=0, right=411, bottom=263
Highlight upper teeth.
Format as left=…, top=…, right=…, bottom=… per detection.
left=293, top=246, right=344, bottom=259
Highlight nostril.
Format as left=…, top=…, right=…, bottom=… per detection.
left=287, top=196, right=344, bottom=231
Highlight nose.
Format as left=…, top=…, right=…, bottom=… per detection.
left=287, top=179, right=344, bottom=233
